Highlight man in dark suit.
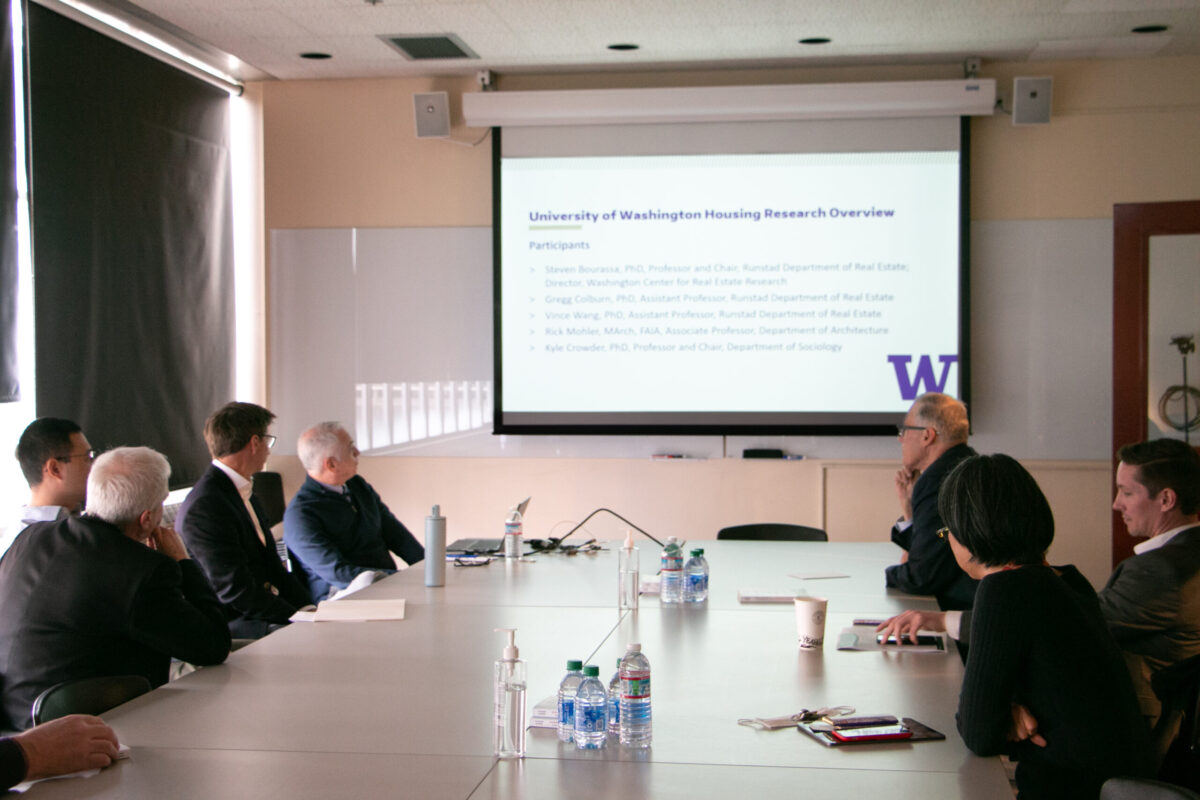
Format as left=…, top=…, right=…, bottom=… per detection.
left=177, top=402, right=311, bottom=639
left=884, top=392, right=979, bottom=610
left=1101, top=438, right=1200, bottom=723
left=0, top=447, right=230, bottom=730
left=284, top=422, right=424, bottom=601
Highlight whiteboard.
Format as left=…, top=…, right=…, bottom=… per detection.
left=269, top=219, right=1112, bottom=460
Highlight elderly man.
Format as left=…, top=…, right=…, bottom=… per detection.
left=0, top=447, right=230, bottom=730
left=8, top=418, right=94, bottom=552
left=284, top=422, right=424, bottom=601
left=177, top=402, right=311, bottom=639
left=885, top=392, right=979, bottom=610
left=1100, top=438, right=1200, bottom=722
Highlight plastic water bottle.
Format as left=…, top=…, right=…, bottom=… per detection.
left=556, top=659, right=584, bottom=742
left=660, top=537, right=684, bottom=604
left=607, top=657, right=621, bottom=736
left=504, top=507, right=523, bottom=559
left=618, top=643, right=651, bottom=747
left=683, top=548, right=709, bottom=603
left=573, top=665, right=607, bottom=749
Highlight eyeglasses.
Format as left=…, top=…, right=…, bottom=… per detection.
left=259, top=434, right=277, bottom=450
left=936, top=527, right=950, bottom=540
left=55, top=449, right=97, bottom=463
left=896, top=424, right=927, bottom=437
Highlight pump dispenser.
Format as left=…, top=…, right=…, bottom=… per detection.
left=493, top=627, right=527, bottom=758
left=618, top=528, right=639, bottom=612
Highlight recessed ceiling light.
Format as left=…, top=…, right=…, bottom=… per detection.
left=607, top=43, right=639, bottom=51
left=799, top=37, right=832, bottom=45
left=300, top=52, right=332, bottom=60
left=1131, top=24, right=1169, bottom=34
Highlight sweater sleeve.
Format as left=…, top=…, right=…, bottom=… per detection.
left=0, top=737, right=26, bottom=790
left=956, top=574, right=1026, bottom=756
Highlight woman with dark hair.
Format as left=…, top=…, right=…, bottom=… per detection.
left=942, top=453, right=1154, bottom=799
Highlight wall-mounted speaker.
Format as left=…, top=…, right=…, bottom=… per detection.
left=1012, top=77, right=1052, bottom=126
left=414, top=92, right=450, bottom=138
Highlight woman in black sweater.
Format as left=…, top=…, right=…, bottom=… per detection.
left=941, top=453, right=1154, bottom=799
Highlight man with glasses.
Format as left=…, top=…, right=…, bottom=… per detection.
left=177, top=402, right=311, bottom=638
left=9, top=418, right=96, bottom=556
left=885, top=392, right=979, bottom=611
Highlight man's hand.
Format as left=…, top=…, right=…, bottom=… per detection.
left=895, top=468, right=918, bottom=521
left=14, top=714, right=120, bottom=781
left=148, top=527, right=189, bottom=561
left=1008, top=704, right=1046, bottom=747
left=875, top=610, right=946, bottom=643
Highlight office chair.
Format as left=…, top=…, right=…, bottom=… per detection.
left=716, top=523, right=827, bottom=542
left=251, top=471, right=286, bottom=529
left=1101, top=778, right=1200, bottom=800
left=1153, top=653, right=1200, bottom=790
left=31, top=675, right=152, bottom=725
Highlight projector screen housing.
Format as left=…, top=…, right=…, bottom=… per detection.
left=489, top=86, right=978, bottom=436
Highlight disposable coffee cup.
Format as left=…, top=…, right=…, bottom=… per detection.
left=794, top=596, right=828, bottom=649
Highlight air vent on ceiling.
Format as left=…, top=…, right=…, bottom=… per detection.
left=379, top=34, right=479, bottom=60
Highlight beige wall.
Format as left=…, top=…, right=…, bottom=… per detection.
left=258, top=54, right=1200, bottom=583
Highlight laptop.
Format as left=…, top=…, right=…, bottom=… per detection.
left=447, top=497, right=531, bottom=554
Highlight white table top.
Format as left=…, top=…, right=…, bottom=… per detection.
left=22, top=540, right=1007, bottom=799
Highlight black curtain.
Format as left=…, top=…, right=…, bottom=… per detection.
left=0, top=0, right=19, bottom=403
left=28, top=4, right=234, bottom=486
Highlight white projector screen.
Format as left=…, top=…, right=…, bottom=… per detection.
left=493, top=116, right=969, bottom=435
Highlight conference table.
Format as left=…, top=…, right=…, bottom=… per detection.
left=25, top=541, right=1012, bottom=799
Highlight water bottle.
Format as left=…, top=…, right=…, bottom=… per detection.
left=607, top=657, right=621, bottom=736
left=556, top=659, right=584, bottom=742
left=618, top=643, right=651, bottom=747
left=660, top=537, right=683, bottom=604
left=683, top=548, right=709, bottom=603
left=504, top=507, right=523, bottom=559
left=573, top=665, right=607, bottom=749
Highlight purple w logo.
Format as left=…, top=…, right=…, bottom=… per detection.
left=887, top=355, right=958, bottom=400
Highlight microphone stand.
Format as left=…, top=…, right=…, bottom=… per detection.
left=553, top=508, right=663, bottom=548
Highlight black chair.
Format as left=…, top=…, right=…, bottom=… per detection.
left=716, top=523, right=827, bottom=542
left=31, top=675, right=152, bottom=725
left=1101, top=777, right=1200, bottom=800
left=1153, top=653, right=1200, bottom=790
left=251, top=470, right=286, bottom=529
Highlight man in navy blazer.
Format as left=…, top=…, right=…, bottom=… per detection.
left=177, top=402, right=311, bottom=638
left=284, top=422, right=423, bottom=601
left=884, top=392, right=979, bottom=611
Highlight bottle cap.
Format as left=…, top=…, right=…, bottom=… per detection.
left=566, top=659, right=583, bottom=670
left=691, top=548, right=702, bottom=557
left=495, top=627, right=519, bottom=659
left=626, top=643, right=641, bottom=652
left=583, top=665, right=600, bottom=677
left=430, top=504, right=442, bottom=519
left=616, top=657, right=622, bottom=668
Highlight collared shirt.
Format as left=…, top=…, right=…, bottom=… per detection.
left=1, top=505, right=71, bottom=559
left=211, top=460, right=267, bottom=548
left=1133, top=522, right=1197, bottom=555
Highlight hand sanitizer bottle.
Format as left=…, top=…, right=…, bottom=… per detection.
left=618, top=529, right=639, bottom=612
left=493, top=628, right=527, bottom=758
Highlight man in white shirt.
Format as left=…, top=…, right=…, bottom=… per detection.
left=175, top=402, right=311, bottom=638
left=1099, top=438, right=1200, bottom=722
left=8, top=418, right=94, bottom=553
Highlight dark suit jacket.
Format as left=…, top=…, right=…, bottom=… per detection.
left=1097, top=525, right=1200, bottom=719
left=284, top=475, right=425, bottom=601
left=885, top=442, right=980, bottom=611
left=177, top=465, right=311, bottom=638
left=0, top=515, right=230, bottom=730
